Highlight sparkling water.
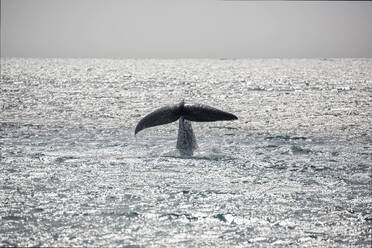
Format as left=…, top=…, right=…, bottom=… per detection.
left=1, top=58, right=371, bottom=247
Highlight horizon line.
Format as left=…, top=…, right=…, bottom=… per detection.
left=1, top=56, right=371, bottom=60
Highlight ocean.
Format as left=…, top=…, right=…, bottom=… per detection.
left=0, top=58, right=371, bottom=247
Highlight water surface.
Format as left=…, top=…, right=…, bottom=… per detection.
left=0, top=58, right=371, bottom=247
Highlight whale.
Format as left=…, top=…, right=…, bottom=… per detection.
left=135, top=101, right=238, bottom=155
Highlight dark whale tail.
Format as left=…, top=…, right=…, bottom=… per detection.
left=135, top=101, right=238, bottom=135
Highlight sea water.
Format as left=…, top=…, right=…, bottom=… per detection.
left=0, top=58, right=371, bottom=247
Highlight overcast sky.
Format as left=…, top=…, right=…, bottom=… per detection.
left=1, top=0, right=372, bottom=58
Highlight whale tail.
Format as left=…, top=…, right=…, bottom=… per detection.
left=135, top=101, right=238, bottom=135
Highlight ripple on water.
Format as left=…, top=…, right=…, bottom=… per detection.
left=0, top=58, right=371, bottom=247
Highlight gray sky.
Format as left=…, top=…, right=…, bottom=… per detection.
left=1, top=0, right=372, bottom=58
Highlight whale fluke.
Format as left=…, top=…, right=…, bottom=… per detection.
left=135, top=101, right=237, bottom=135
left=182, top=104, right=238, bottom=122
left=135, top=101, right=237, bottom=155
left=135, top=103, right=182, bottom=135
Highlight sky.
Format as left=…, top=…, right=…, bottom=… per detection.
left=1, top=0, right=372, bottom=59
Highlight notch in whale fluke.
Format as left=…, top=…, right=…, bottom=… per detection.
left=134, top=101, right=238, bottom=135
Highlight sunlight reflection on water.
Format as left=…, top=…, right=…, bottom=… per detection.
left=0, top=58, right=371, bottom=247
